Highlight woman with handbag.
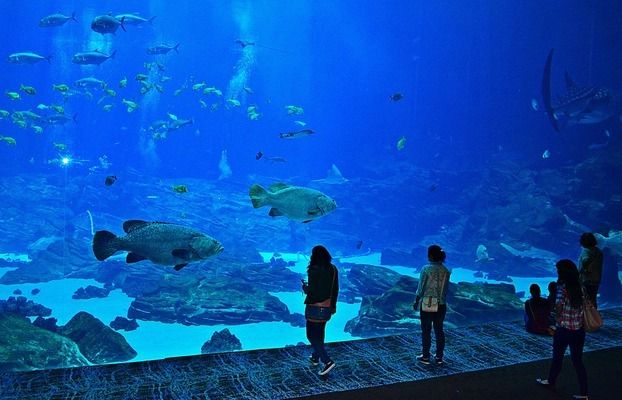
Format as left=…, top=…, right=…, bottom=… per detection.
left=536, top=259, right=588, bottom=399
left=302, top=245, right=339, bottom=376
left=413, top=244, right=451, bottom=365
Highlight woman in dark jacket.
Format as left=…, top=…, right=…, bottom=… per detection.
left=302, top=245, right=339, bottom=376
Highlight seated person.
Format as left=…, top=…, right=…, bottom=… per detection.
left=525, top=283, right=552, bottom=335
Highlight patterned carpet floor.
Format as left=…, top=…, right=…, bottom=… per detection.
left=1, top=307, right=621, bottom=400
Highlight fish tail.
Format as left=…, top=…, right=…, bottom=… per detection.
left=45, top=54, right=53, bottom=64
left=92, top=230, right=119, bottom=261
left=249, top=184, right=269, bottom=208
left=148, top=16, right=156, bottom=24
left=174, top=43, right=180, bottom=53
left=120, top=16, right=126, bottom=32
left=542, top=48, right=560, bottom=132
left=71, top=12, right=77, bottom=22
left=110, top=50, right=117, bottom=59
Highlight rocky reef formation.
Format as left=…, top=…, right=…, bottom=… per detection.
left=345, top=273, right=524, bottom=338
left=59, top=312, right=137, bottom=364
left=201, top=329, right=242, bottom=354
left=0, top=313, right=89, bottom=371
left=0, top=296, right=51, bottom=317
left=109, top=316, right=139, bottom=331
left=72, top=285, right=111, bottom=299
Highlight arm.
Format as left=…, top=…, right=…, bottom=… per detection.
left=330, top=267, right=339, bottom=313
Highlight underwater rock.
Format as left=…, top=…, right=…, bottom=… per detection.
left=346, top=263, right=403, bottom=296
left=0, top=313, right=89, bottom=372
left=72, top=285, right=111, bottom=299
left=59, top=311, right=137, bottom=364
left=12, top=289, right=22, bottom=295
left=200, top=329, right=242, bottom=354
left=284, top=312, right=306, bottom=328
left=0, top=296, right=51, bottom=317
left=345, top=277, right=524, bottom=338
left=109, top=316, right=139, bottom=331
left=32, top=316, right=59, bottom=333
left=30, top=288, right=40, bottom=295
left=485, top=272, right=513, bottom=282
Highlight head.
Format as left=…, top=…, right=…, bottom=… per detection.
left=192, top=237, right=224, bottom=259
left=310, top=245, right=332, bottom=268
left=427, top=244, right=446, bottom=263
left=579, top=232, right=597, bottom=249
left=529, top=283, right=541, bottom=298
left=555, top=259, right=582, bottom=308
left=315, top=195, right=337, bottom=217
left=547, top=281, right=557, bottom=294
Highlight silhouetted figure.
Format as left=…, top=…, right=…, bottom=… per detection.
left=302, top=245, right=339, bottom=376
left=413, top=244, right=451, bottom=365
left=537, top=259, right=588, bottom=399
left=599, top=248, right=622, bottom=305
left=525, top=284, right=552, bottom=335
left=578, top=232, right=603, bottom=309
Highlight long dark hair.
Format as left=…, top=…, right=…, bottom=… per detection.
left=428, top=244, right=446, bottom=263
left=556, top=259, right=582, bottom=309
left=309, top=245, right=332, bottom=270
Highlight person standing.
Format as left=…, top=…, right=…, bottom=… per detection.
left=413, top=244, right=451, bottom=365
left=302, top=245, right=339, bottom=376
left=578, top=232, right=603, bottom=309
left=537, top=259, right=588, bottom=399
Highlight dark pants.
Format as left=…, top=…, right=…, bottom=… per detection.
left=584, top=284, right=599, bottom=309
left=547, top=327, right=588, bottom=396
left=420, top=304, right=447, bottom=359
left=307, top=321, right=331, bottom=363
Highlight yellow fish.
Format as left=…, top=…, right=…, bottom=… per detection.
left=119, top=77, right=127, bottom=88
left=122, top=99, right=138, bottom=113
left=0, top=136, right=16, bottom=145
left=53, top=142, right=67, bottom=151
left=52, top=84, right=69, bottom=93
left=396, top=136, right=407, bottom=151
left=6, top=92, right=20, bottom=100
left=102, top=104, right=114, bottom=112
left=32, top=125, right=43, bottom=134
left=20, top=84, right=36, bottom=95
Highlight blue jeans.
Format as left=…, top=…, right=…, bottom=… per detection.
left=548, top=327, right=587, bottom=396
left=420, top=304, right=447, bottom=359
left=307, top=321, right=331, bottom=363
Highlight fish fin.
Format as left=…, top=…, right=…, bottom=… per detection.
left=268, top=208, right=284, bottom=217
left=119, top=16, right=126, bottom=31
left=249, top=184, right=269, bottom=208
left=174, top=263, right=188, bottom=271
left=173, top=43, right=180, bottom=53
left=92, top=230, right=119, bottom=260
left=122, top=219, right=150, bottom=233
left=541, top=48, right=560, bottom=132
left=126, top=252, right=147, bottom=263
left=268, top=182, right=290, bottom=192
left=307, top=208, right=321, bottom=216
left=172, top=249, right=192, bottom=260
left=148, top=16, right=156, bottom=25
left=302, top=220, right=313, bottom=223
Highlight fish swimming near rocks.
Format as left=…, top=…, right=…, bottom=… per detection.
left=542, top=49, right=620, bottom=132
left=249, top=183, right=337, bottom=223
left=72, top=50, right=116, bottom=65
left=279, top=129, right=314, bottom=139
left=92, top=220, right=224, bottom=271
left=39, top=12, right=77, bottom=27
left=91, top=15, right=126, bottom=35
left=8, top=52, right=52, bottom=64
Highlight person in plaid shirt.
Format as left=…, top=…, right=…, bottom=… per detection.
left=536, top=259, right=588, bottom=399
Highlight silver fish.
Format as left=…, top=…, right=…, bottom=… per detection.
left=39, top=12, right=77, bottom=27
left=279, top=129, right=315, bottom=139
left=147, top=43, right=180, bottom=55
left=92, top=220, right=224, bottom=271
left=72, top=50, right=116, bottom=65
left=91, top=15, right=126, bottom=35
left=115, top=14, right=155, bottom=26
left=7, top=52, right=51, bottom=64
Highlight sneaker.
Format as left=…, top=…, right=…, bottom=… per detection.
left=572, top=396, right=589, bottom=399
left=536, top=378, right=552, bottom=388
left=309, top=356, right=319, bottom=366
left=416, top=355, right=431, bottom=365
left=318, top=360, right=335, bottom=376
left=435, top=357, right=444, bottom=365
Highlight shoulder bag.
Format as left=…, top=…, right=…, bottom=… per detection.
left=582, top=286, right=603, bottom=332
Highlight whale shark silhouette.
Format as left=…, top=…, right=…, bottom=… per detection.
left=542, top=48, right=620, bottom=132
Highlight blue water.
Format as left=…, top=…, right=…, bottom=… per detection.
left=1, top=1, right=621, bottom=369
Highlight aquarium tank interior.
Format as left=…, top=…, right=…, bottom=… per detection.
left=1, top=0, right=622, bottom=373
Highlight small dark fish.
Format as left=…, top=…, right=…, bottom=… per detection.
left=390, top=93, right=404, bottom=101
left=105, top=175, right=117, bottom=186
left=147, top=43, right=180, bottom=55
left=429, top=184, right=437, bottom=192
left=356, top=240, right=363, bottom=250
left=235, top=39, right=255, bottom=48
left=255, top=151, right=263, bottom=160
left=279, top=129, right=315, bottom=139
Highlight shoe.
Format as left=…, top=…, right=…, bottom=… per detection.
left=435, top=357, right=444, bottom=365
left=319, top=360, right=335, bottom=376
left=536, top=378, right=552, bottom=388
left=416, top=355, right=431, bottom=365
left=572, top=395, right=589, bottom=399
left=309, top=356, right=319, bottom=366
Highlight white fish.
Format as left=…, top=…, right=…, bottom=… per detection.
left=604, top=129, right=611, bottom=137
left=542, top=149, right=550, bottom=159
left=294, top=120, right=306, bottom=127
left=167, top=112, right=178, bottom=121
left=531, top=98, right=539, bottom=111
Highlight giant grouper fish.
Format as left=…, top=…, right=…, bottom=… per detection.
left=92, top=220, right=224, bottom=271
left=249, top=183, right=337, bottom=223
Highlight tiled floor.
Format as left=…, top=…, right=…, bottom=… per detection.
left=1, top=308, right=621, bottom=400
